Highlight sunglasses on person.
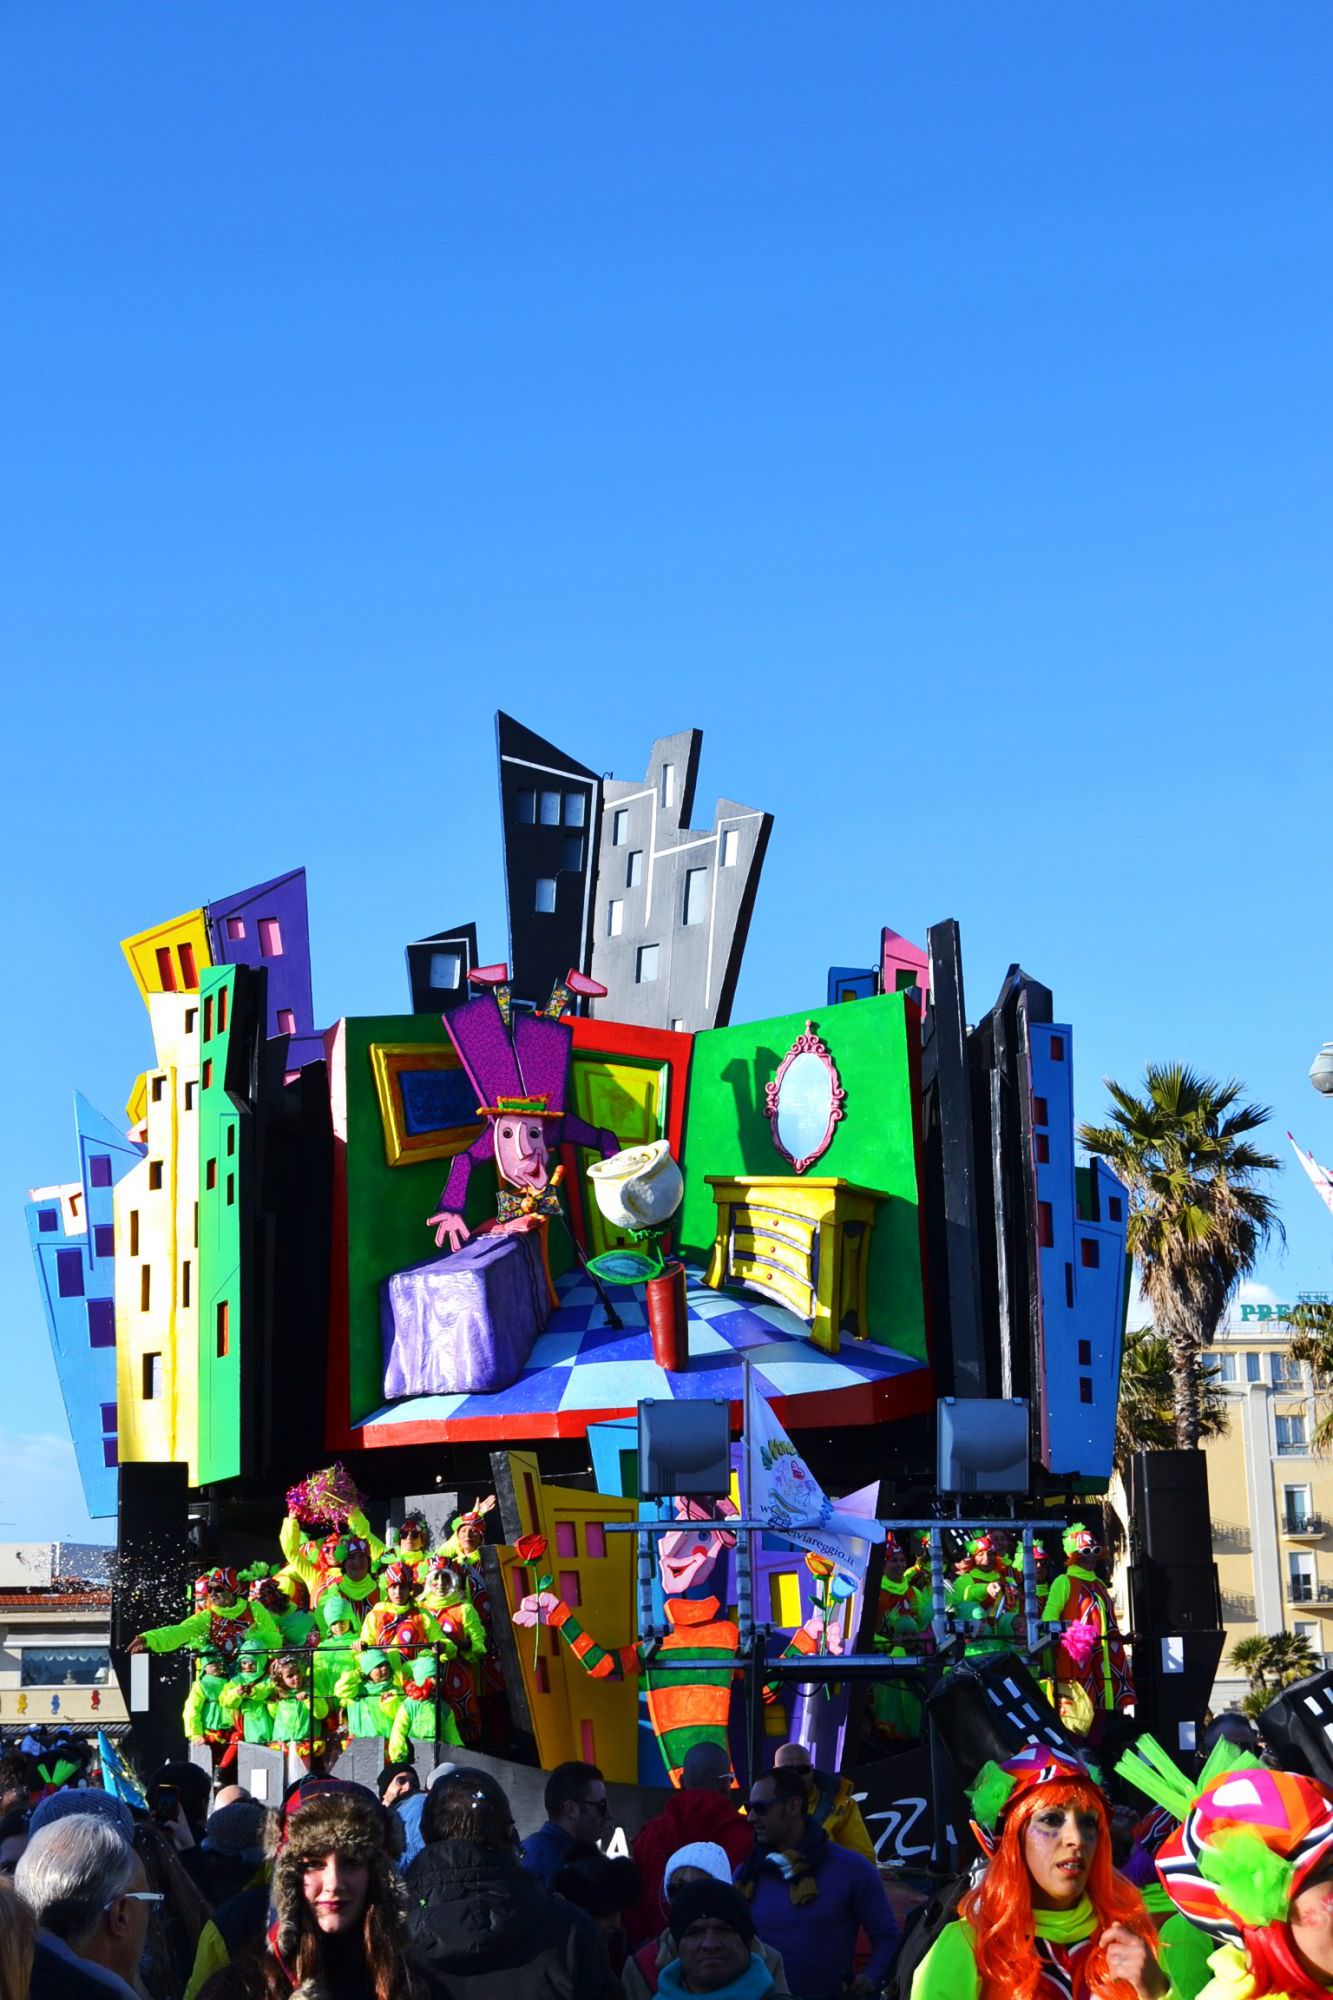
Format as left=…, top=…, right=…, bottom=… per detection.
left=576, top=1796, right=609, bottom=1815
left=746, top=1798, right=780, bottom=1814
left=104, top=1891, right=165, bottom=1912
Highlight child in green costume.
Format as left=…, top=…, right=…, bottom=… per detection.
left=312, top=1594, right=360, bottom=1698
left=269, top=1651, right=335, bottom=1766
left=334, top=1649, right=402, bottom=1743
left=183, top=1647, right=232, bottom=1751
left=387, top=1655, right=463, bottom=1761
left=218, top=1640, right=277, bottom=1746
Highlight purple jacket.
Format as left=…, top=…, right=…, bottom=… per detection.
left=737, top=1842, right=899, bottom=2000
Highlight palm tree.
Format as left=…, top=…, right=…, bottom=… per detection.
left=1284, top=1299, right=1333, bottom=1454
left=1231, top=1629, right=1320, bottom=1715
left=1115, top=1325, right=1229, bottom=1468
left=1079, top=1065, right=1283, bottom=1448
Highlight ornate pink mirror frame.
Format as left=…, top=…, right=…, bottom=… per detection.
left=764, top=1020, right=846, bottom=1173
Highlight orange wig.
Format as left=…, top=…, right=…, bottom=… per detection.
left=960, top=1777, right=1158, bottom=2000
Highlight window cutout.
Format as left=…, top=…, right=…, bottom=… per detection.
left=226, top=1125, right=236, bottom=1156
left=94, top=1224, right=114, bottom=1259
left=1064, top=1262, right=1074, bottom=1308
left=56, top=1250, right=84, bottom=1298
left=193, top=1202, right=199, bottom=1248
left=140, top=1265, right=151, bottom=1311
left=540, top=791, right=561, bottom=826
left=89, top=1155, right=112, bottom=1188
left=129, top=1211, right=140, bottom=1257
left=585, top=1522, right=606, bottom=1558
left=258, top=918, right=283, bottom=957
left=555, top=1521, right=578, bottom=1558
left=1077, top=1339, right=1092, bottom=1366
left=612, top=809, right=629, bottom=846
left=185, top=1008, right=197, bottom=1035
left=284, top=1070, right=299, bottom=1085
left=564, top=792, right=586, bottom=827
left=426, top=955, right=459, bottom=994
left=148, top=1160, right=163, bottom=1191
left=558, top=1570, right=581, bottom=1607
left=1033, top=1096, right=1048, bottom=1127
left=155, top=946, right=177, bottom=992
left=184, top=1081, right=196, bottom=1111
left=660, top=763, right=675, bottom=807
left=181, top=1260, right=191, bottom=1308
left=1050, top=1035, right=1065, bottom=1061
left=203, top=995, right=213, bottom=1040
left=202, top=1060, right=212, bottom=1088
left=1108, top=1196, right=1123, bottom=1222
left=627, top=849, right=644, bottom=888
left=683, top=868, right=708, bottom=926
left=563, top=834, right=584, bottom=873
left=636, top=944, right=660, bottom=983
left=1037, top=1201, right=1054, bottom=1248
left=38, top=1208, right=58, bottom=1233
left=534, top=878, right=557, bottom=915
left=142, top=1352, right=161, bottom=1398
left=100, top=1402, right=117, bottom=1432
left=103, top=1439, right=119, bottom=1468
left=151, top=1076, right=165, bottom=1103
left=226, top=916, right=245, bottom=940
left=516, top=790, right=536, bottom=824
left=671, top=1019, right=686, bottom=1033
left=216, top=1301, right=230, bottom=1358
left=206, top=1159, right=217, bottom=1191
left=1078, top=1376, right=1093, bottom=1404
left=217, top=985, right=228, bottom=1032
left=177, top=942, right=197, bottom=988
left=88, top=1300, right=115, bottom=1348
left=1080, top=1237, right=1100, bottom=1268
left=1035, top=1133, right=1050, bottom=1164
left=607, top=899, right=624, bottom=938
left=721, top=827, right=739, bottom=867
left=226, top=1173, right=235, bottom=1205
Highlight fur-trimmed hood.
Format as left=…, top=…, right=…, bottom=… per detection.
left=269, top=1793, right=406, bottom=1968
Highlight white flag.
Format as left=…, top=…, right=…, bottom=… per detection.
left=745, top=1378, right=879, bottom=1584
left=1289, top=1131, right=1333, bottom=1221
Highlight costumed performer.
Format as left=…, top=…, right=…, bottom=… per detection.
left=358, top=1561, right=447, bottom=1657
left=1042, top=1523, right=1134, bottom=1727
left=1117, top=1731, right=1333, bottom=2000
left=242, top=1565, right=318, bottom=1649
left=387, top=1654, right=464, bottom=1760
left=183, top=1647, right=233, bottom=1760
left=312, top=1533, right=381, bottom=1621
left=217, top=1640, right=277, bottom=1747
left=440, top=1497, right=497, bottom=1570
left=910, top=1743, right=1165, bottom=1999
left=128, top=1567, right=282, bottom=1665
left=334, top=1649, right=403, bottom=1745
left=269, top=1651, right=336, bottom=1767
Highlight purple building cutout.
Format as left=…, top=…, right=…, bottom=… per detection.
left=206, top=867, right=323, bottom=1074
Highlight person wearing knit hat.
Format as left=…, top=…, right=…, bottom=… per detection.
left=661, top=1881, right=780, bottom=2000
left=28, top=1784, right=136, bottom=1846
left=1117, top=1732, right=1333, bottom=1999
left=626, top=1740, right=755, bottom=1949
left=195, top=1786, right=432, bottom=1998
left=623, top=1847, right=789, bottom=2000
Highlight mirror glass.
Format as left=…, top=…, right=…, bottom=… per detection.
left=775, top=1051, right=834, bottom=1165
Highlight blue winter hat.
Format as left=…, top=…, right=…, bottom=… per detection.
left=30, top=1786, right=136, bottom=1845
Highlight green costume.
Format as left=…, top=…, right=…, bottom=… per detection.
left=279, top=1505, right=384, bottom=1596
left=421, top=1584, right=487, bottom=1660
left=219, top=1645, right=277, bottom=1745
left=183, top=1653, right=231, bottom=1742
left=911, top=1898, right=1100, bottom=1998
left=335, top=1650, right=402, bottom=1741
left=387, top=1658, right=463, bottom=1760
left=140, top=1596, right=282, bottom=1657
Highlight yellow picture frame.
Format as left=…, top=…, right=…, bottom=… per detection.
left=369, top=1042, right=486, bottom=1168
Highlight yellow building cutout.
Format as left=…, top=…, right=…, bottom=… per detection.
left=121, top=910, right=213, bottom=1010
left=114, top=994, right=202, bottom=1481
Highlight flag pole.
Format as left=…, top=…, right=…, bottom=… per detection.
left=740, top=1359, right=759, bottom=1783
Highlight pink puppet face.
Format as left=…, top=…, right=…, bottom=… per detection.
left=658, top=1523, right=727, bottom=1596
left=492, top=1117, right=551, bottom=1191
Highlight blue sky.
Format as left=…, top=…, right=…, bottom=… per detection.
left=4, top=5, right=1329, bottom=1540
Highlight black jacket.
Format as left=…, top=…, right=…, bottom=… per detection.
left=405, top=1838, right=622, bottom=2000
left=30, top=1937, right=138, bottom=2000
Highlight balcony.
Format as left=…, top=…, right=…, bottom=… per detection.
left=1285, top=1514, right=1326, bottom=1538
left=1289, top=1578, right=1316, bottom=1603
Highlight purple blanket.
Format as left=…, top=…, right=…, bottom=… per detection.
left=381, top=1229, right=550, bottom=1398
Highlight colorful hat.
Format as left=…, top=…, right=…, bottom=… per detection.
left=476, top=1090, right=562, bottom=1121
left=1117, top=1733, right=1333, bottom=1942
left=380, top=1561, right=415, bottom=1592
left=966, top=1744, right=1094, bottom=1854
left=201, top=1566, right=239, bottom=1595
left=1063, top=1522, right=1098, bottom=1559
left=967, top=1533, right=998, bottom=1559
left=319, top=1593, right=354, bottom=1629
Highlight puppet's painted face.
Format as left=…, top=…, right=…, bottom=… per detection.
left=493, top=1117, right=551, bottom=1191
left=657, top=1523, right=725, bottom=1596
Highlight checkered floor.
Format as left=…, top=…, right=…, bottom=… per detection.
left=362, top=1265, right=927, bottom=1436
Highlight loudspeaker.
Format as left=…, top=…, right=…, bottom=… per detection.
left=1257, top=1671, right=1333, bottom=1789
left=638, top=1398, right=730, bottom=1499
left=1130, top=1625, right=1227, bottom=1754
left=1128, top=1450, right=1221, bottom=1632
left=112, top=1463, right=193, bottom=1777
left=926, top=1652, right=1078, bottom=1789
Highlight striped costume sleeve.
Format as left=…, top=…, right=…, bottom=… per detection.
left=547, top=1601, right=641, bottom=1680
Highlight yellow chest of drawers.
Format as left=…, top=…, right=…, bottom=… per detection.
left=702, top=1175, right=885, bottom=1355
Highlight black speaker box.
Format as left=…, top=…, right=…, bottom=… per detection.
left=1129, top=1449, right=1214, bottom=1559
left=1256, top=1671, right=1333, bottom=1789
left=926, top=1651, right=1079, bottom=1789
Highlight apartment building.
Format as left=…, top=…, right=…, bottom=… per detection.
left=1203, top=1301, right=1333, bottom=1709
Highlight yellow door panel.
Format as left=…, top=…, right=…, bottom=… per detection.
left=570, top=1058, right=668, bottom=1261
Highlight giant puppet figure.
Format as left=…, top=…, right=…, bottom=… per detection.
left=514, top=1497, right=840, bottom=1786
left=425, top=966, right=620, bottom=1251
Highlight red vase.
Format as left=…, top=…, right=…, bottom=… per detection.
left=645, top=1262, right=689, bottom=1371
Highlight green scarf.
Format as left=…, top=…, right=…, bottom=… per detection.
left=1032, top=1896, right=1097, bottom=1942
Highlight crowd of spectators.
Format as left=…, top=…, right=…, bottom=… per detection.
left=0, top=1737, right=904, bottom=2000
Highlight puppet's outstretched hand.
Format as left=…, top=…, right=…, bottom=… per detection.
left=427, top=1210, right=471, bottom=1251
